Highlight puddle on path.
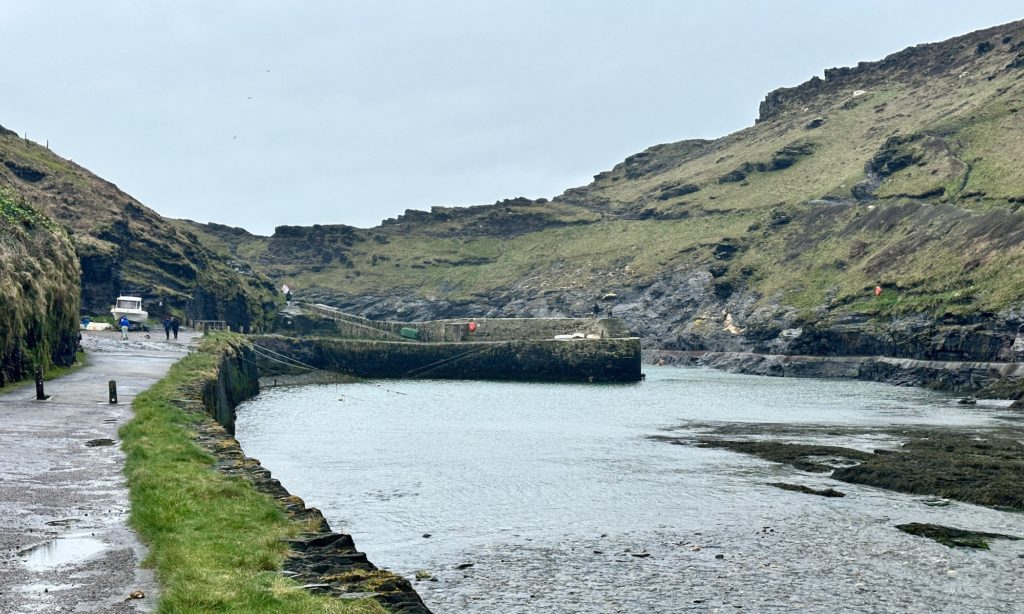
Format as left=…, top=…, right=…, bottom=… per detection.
left=85, top=438, right=115, bottom=447
left=18, top=534, right=106, bottom=570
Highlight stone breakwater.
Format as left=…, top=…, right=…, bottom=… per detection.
left=268, top=302, right=642, bottom=383
left=255, top=334, right=643, bottom=383
left=183, top=341, right=431, bottom=612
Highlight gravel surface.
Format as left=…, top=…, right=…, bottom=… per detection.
left=0, top=329, right=196, bottom=613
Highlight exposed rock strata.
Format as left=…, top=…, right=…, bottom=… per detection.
left=652, top=350, right=1024, bottom=392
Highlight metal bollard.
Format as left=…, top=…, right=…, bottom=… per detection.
left=35, top=367, right=46, bottom=400
left=109, top=380, right=118, bottom=404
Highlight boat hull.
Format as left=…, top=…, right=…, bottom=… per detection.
left=111, top=308, right=149, bottom=323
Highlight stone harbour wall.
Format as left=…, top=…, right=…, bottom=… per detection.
left=253, top=335, right=643, bottom=382
left=192, top=339, right=431, bottom=612
left=200, top=345, right=260, bottom=435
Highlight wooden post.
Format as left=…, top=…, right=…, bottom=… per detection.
left=35, top=367, right=45, bottom=400
left=109, top=380, right=118, bottom=404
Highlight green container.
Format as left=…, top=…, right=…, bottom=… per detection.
left=399, top=327, right=420, bottom=340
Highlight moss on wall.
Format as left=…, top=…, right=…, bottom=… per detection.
left=191, top=333, right=261, bottom=434
left=0, top=191, right=80, bottom=385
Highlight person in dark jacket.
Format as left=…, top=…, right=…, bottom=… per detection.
left=163, top=315, right=172, bottom=340
left=170, top=317, right=180, bottom=340
left=119, top=315, right=131, bottom=340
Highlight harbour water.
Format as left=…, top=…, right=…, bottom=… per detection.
left=236, top=367, right=1024, bottom=612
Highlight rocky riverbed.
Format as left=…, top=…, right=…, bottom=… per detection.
left=674, top=425, right=1024, bottom=511
left=237, top=366, right=1024, bottom=613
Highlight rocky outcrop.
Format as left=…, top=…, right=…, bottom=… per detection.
left=757, top=20, right=1023, bottom=122
left=719, top=142, right=816, bottom=183
left=653, top=350, right=1024, bottom=392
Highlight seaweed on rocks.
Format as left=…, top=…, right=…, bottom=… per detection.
left=696, top=428, right=1024, bottom=511
left=832, top=430, right=1024, bottom=510
left=769, top=482, right=846, bottom=497
left=697, top=440, right=872, bottom=473
left=896, top=522, right=1022, bottom=549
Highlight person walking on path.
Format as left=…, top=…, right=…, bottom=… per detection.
left=171, top=316, right=180, bottom=340
left=119, top=315, right=131, bottom=340
left=163, top=315, right=173, bottom=340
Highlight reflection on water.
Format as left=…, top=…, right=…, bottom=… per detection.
left=237, top=367, right=1024, bottom=613
left=19, top=535, right=105, bottom=571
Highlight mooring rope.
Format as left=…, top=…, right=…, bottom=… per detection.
left=250, top=343, right=322, bottom=372
left=238, top=354, right=288, bottom=376
left=249, top=347, right=319, bottom=374
left=402, top=343, right=500, bottom=379
left=251, top=343, right=321, bottom=370
left=249, top=342, right=409, bottom=396
left=252, top=337, right=509, bottom=391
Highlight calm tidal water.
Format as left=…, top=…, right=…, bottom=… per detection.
left=236, top=367, right=1024, bottom=613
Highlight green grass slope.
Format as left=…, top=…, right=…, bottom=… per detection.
left=187, top=21, right=1024, bottom=346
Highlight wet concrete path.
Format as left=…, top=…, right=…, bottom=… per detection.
left=0, top=330, right=195, bottom=613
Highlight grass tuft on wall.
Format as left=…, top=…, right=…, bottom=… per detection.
left=119, top=334, right=385, bottom=613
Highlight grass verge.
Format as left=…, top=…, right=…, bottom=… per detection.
left=119, top=334, right=385, bottom=613
left=0, top=350, right=87, bottom=397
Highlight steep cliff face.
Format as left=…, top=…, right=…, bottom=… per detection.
left=186, top=20, right=1024, bottom=362
left=0, top=191, right=80, bottom=385
left=0, top=127, right=279, bottom=330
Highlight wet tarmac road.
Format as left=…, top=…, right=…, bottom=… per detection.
left=0, top=330, right=194, bottom=613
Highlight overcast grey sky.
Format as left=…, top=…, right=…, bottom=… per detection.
left=1, top=2, right=1021, bottom=234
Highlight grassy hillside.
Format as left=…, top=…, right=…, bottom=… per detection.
left=185, top=21, right=1024, bottom=348
left=0, top=190, right=80, bottom=385
left=0, top=126, right=280, bottom=330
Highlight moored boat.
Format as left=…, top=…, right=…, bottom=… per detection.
left=111, top=295, right=149, bottom=325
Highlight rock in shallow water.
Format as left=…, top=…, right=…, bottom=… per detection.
left=896, top=522, right=1022, bottom=549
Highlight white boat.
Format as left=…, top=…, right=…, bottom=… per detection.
left=111, top=295, right=149, bottom=324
